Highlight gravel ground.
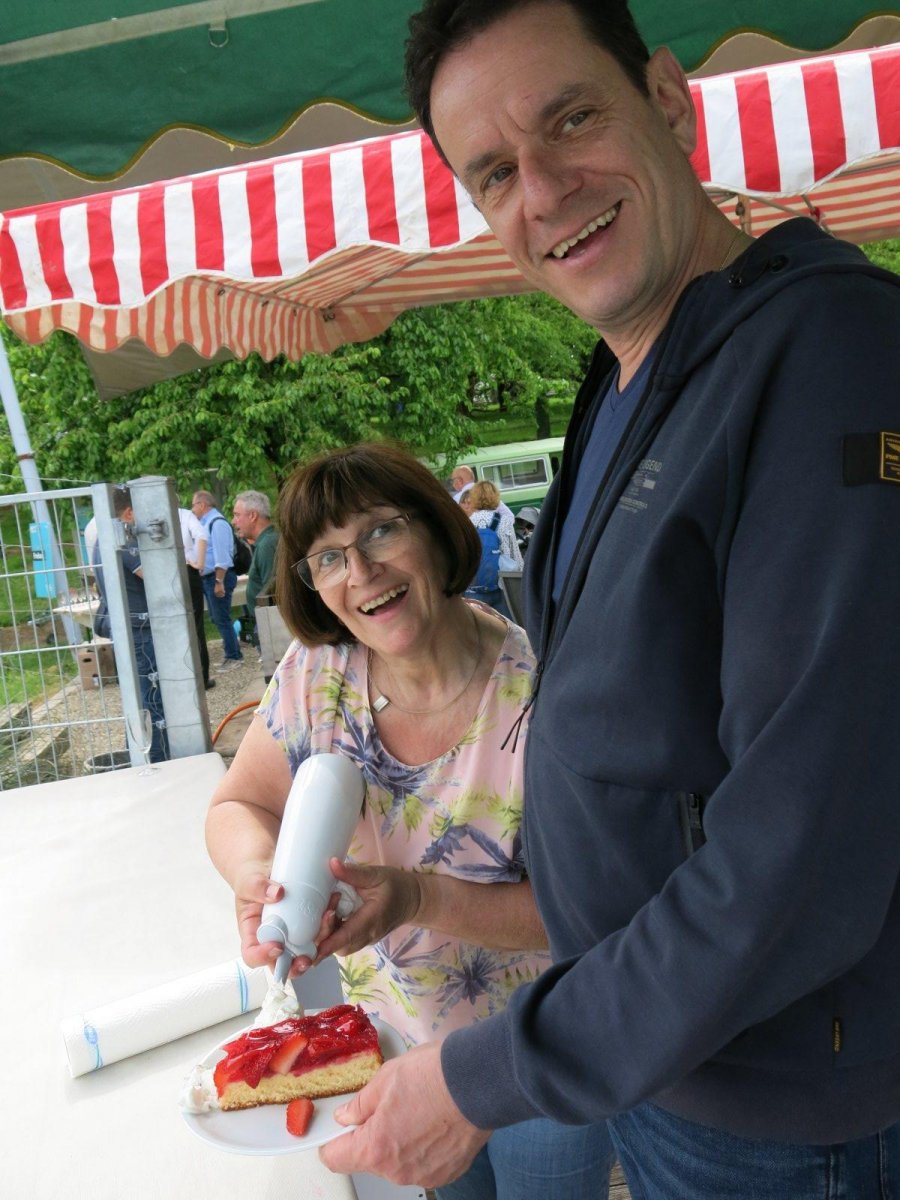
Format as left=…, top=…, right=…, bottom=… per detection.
left=5, top=637, right=266, bottom=786
left=202, top=639, right=267, bottom=737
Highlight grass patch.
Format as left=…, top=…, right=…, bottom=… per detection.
left=418, top=396, right=574, bottom=460
left=469, top=400, right=574, bottom=445
left=1, top=651, right=76, bottom=710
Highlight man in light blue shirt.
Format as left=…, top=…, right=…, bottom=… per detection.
left=191, top=489, right=243, bottom=670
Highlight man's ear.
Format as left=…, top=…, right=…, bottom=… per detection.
left=646, top=47, right=696, bottom=157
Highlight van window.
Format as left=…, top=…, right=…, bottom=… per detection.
left=484, top=457, right=549, bottom=490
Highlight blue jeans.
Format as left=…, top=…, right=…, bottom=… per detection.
left=436, top=1117, right=615, bottom=1200
left=133, top=624, right=168, bottom=763
left=201, top=569, right=242, bottom=660
left=607, top=1102, right=900, bottom=1199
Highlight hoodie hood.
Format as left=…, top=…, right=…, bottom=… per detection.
left=660, top=218, right=896, bottom=384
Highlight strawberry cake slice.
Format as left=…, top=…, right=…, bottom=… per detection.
left=213, top=1003, right=383, bottom=1111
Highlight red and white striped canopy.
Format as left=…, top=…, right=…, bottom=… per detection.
left=2, top=43, right=899, bottom=363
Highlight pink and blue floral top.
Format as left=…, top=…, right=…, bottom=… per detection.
left=257, top=608, right=549, bottom=1048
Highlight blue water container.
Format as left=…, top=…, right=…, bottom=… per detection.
left=29, top=521, right=57, bottom=598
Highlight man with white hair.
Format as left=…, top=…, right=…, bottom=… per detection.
left=452, top=462, right=514, bottom=520
left=232, top=490, right=278, bottom=639
left=450, top=463, right=476, bottom=500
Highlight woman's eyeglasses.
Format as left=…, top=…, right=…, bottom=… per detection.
left=293, top=514, right=412, bottom=591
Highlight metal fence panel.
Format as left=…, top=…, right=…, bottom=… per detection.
left=0, top=478, right=210, bottom=789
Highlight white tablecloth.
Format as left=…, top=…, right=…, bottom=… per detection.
left=1, top=752, right=356, bottom=1200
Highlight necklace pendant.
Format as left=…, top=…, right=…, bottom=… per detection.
left=371, top=692, right=390, bottom=713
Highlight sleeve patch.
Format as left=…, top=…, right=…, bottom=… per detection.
left=842, top=432, right=900, bottom=486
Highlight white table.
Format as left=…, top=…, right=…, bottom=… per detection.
left=52, top=595, right=99, bottom=629
left=0, top=753, right=359, bottom=1200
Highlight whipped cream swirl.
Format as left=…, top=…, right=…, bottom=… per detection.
left=178, top=971, right=305, bottom=1113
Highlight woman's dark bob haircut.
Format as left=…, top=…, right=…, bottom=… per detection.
left=276, top=441, right=482, bottom=646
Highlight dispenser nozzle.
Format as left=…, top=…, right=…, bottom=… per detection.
left=273, top=949, right=293, bottom=986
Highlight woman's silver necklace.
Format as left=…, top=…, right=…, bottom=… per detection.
left=367, top=611, right=481, bottom=717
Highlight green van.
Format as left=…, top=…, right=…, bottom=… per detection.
left=440, top=437, right=565, bottom=514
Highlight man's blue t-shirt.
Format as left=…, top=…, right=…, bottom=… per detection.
left=92, top=540, right=148, bottom=623
left=553, top=353, right=652, bottom=601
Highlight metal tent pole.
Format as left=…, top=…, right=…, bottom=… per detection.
left=0, top=333, right=51, bottom=520
left=0, top=332, right=76, bottom=637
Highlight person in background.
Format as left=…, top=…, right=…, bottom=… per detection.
left=319, top=0, right=900, bottom=1194
left=461, top=480, right=521, bottom=620
left=82, top=513, right=98, bottom=571
left=191, top=489, right=243, bottom=672
left=452, top=463, right=514, bottom=521
left=92, top=487, right=169, bottom=763
left=177, top=504, right=213, bottom=691
left=514, top=505, right=540, bottom=557
left=232, top=490, right=279, bottom=644
left=450, top=463, right=476, bottom=501
left=205, top=441, right=615, bottom=1200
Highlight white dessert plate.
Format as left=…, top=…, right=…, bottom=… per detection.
left=182, top=1014, right=405, bottom=1156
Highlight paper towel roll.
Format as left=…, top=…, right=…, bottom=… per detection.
left=60, top=959, right=269, bottom=1077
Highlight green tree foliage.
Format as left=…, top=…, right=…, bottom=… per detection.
left=6, top=235, right=895, bottom=498
left=1, top=291, right=595, bottom=496
left=0, top=321, right=105, bottom=488
left=861, top=237, right=900, bottom=274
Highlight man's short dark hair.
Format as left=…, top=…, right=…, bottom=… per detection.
left=406, top=0, right=650, bottom=158
left=276, top=442, right=482, bottom=646
left=112, top=486, right=133, bottom=517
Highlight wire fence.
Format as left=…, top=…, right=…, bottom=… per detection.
left=0, top=488, right=130, bottom=789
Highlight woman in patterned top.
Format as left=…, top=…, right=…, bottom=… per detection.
left=205, top=442, right=614, bottom=1199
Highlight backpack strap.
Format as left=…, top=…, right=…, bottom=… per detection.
left=208, top=515, right=235, bottom=556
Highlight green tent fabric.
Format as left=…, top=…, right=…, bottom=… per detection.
left=0, top=0, right=892, bottom=180
left=633, top=1, right=892, bottom=69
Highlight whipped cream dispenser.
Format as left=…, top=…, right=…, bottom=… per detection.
left=257, top=753, right=365, bottom=984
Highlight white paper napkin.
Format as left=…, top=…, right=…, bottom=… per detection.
left=60, top=958, right=269, bottom=1077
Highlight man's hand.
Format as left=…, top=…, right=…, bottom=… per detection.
left=319, top=1041, right=491, bottom=1187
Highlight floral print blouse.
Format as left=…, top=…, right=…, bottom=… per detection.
left=257, top=608, right=549, bottom=1048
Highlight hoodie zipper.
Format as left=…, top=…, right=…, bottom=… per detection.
left=679, top=792, right=707, bottom=856
left=518, top=273, right=707, bottom=728
left=541, top=275, right=709, bottom=679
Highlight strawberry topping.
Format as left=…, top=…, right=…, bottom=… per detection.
left=268, top=1032, right=309, bottom=1075
left=213, top=1004, right=380, bottom=1096
left=286, top=1097, right=315, bottom=1137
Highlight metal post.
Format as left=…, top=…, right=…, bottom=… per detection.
left=0, top=333, right=76, bottom=629
left=91, top=483, right=147, bottom=767
left=128, top=475, right=211, bottom=758
left=0, top=333, right=47, bottom=505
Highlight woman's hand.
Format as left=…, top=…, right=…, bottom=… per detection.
left=302, top=858, right=422, bottom=968
left=233, top=859, right=286, bottom=969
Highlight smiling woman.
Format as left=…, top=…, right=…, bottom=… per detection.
left=204, top=439, right=617, bottom=1198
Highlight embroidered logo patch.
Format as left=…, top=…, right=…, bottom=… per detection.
left=842, top=433, right=900, bottom=487
left=619, top=457, right=663, bottom=513
left=881, top=431, right=900, bottom=484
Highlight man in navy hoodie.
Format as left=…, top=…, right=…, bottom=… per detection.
left=321, top=2, right=900, bottom=1193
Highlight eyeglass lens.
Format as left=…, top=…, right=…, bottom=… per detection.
left=300, top=516, right=409, bottom=589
